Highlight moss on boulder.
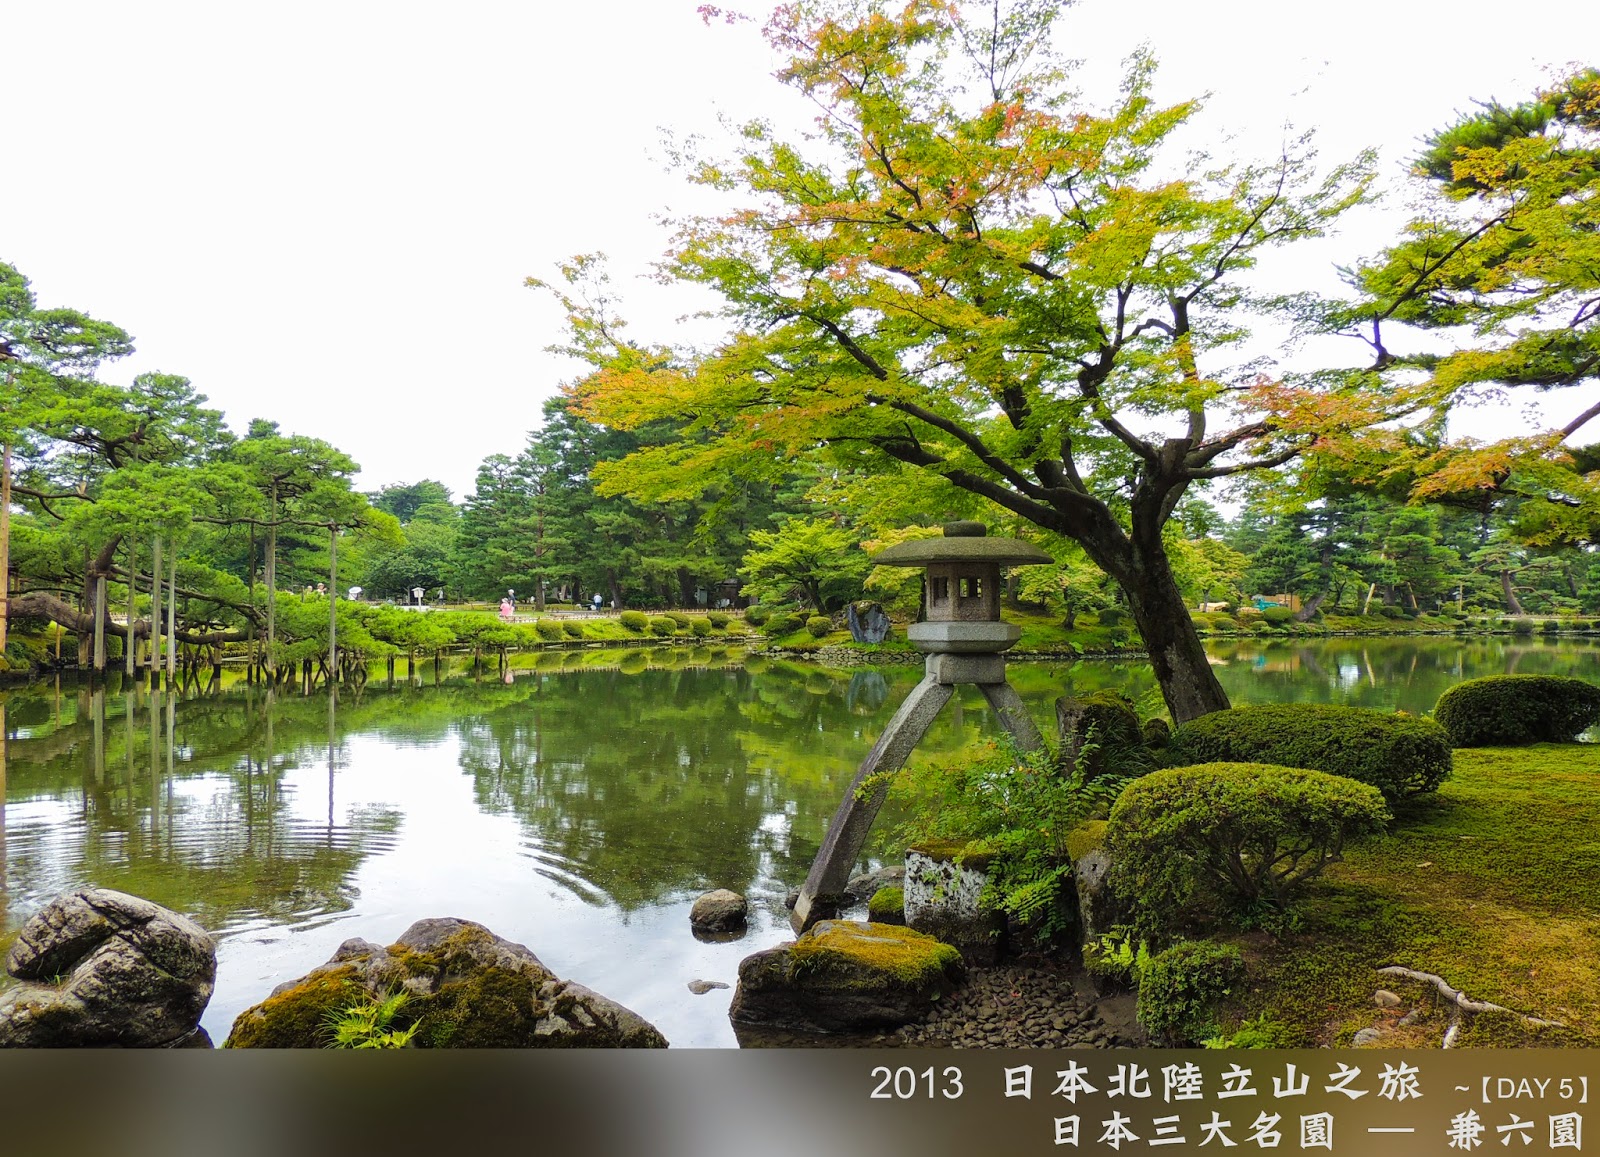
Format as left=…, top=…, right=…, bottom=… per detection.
left=867, top=886, right=906, bottom=924
left=729, top=920, right=963, bottom=1034
left=226, top=917, right=666, bottom=1048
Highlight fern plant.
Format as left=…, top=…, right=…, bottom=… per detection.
left=323, top=989, right=419, bottom=1049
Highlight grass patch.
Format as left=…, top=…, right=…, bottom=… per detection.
left=1228, top=744, right=1600, bottom=1047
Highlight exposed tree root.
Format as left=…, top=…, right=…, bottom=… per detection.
left=1378, top=965, right=1564, bottom=1048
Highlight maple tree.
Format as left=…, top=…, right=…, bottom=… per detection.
left=550, top=0, right=1393, bottom=721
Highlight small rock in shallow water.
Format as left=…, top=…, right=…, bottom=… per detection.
left=688, top=979, right=730, bottom=995
left=691, top=889, right=749, bottom=935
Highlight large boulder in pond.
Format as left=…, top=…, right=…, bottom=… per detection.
left=0, top=887, right=216, bottom=1047
left=225, top=916, right=667, bottom=1048
left=728, top=920, right=964, bottom=1034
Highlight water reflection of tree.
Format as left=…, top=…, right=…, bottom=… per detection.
left=0, top=680, right=400, bottom=940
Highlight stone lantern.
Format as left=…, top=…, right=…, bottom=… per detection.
left=791, top=522, right=1053, bottom=932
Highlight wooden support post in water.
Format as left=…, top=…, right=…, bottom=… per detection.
left=93, top=575, right=107, bottom=676
left=327, top=524, right=338, bottom=699
left=166, top=551, right=177, bottom=686
left=124, top=541, right=137, bottom=679
left=149, top=535, right=162, bottom=688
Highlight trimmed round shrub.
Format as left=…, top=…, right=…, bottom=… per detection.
left=666, top=611, right=693, bottom=628
left=707, top=611, right=730, bottom=629
left=690, top=618, right=712, bottom=638
left=1136, top=940, right=1246, bottom=1044
left=533, top=619, right=564, bottom=641
left=1168, top=703, right=1452, bottom=801
left=1097, top=606, right=1126, bottom=628
left=619, top=610, right=649, bottom=633
left=1261, top=606, right=1294, bottom=624
left=805, top=615, right=831, bottom=638
left=648, top=616, right=677, bottom=636
left=562, top=621, right=586, bottom=639
left=764, top=612, right=801, bottom=636
left=1540, top=619, right=1561, bottom=635
left=1108, top=762, right=1390, bottom=935
left=743, top=604, right=771, bottom=626
left=1377, top=603, right=1406, bottom=619
left=1511, top=618, right=1535, bottom=636
left=1433, top=675, right=1600, bottom=746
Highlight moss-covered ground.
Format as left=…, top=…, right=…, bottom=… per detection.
left=1224, top=743, right=1600, bottom=1048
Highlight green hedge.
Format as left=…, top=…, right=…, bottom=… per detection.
left=765, top=612, right=801, bottom=636
left=707, top=611, right=730, bottom=629
left=533, top=619, right=565, bottom=641
left=562, top=621, right=586, bottom=639
left=690, top=618, right=712, bottom=637
left=1108, top=762, right=1390, bottom=934
left=619, top=610, right=649, bottom=632
left=1136, top=940, right=1245, bottom=1044
left=1433, top=675, right=1600, bottom=746
left=1261, top=606, right=1294, bottom=624
left=1168, top=704, right=1452, bottom=801
left=743, top=605, right=771, bottom=626
left=805, top=615, right=831, bottom=638
left=648, top=616, right=677, bottom=636
left=666, top=611, right=693, bottom=628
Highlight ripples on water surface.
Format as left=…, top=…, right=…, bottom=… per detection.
left=1, top=637, right=1596, bottom=1045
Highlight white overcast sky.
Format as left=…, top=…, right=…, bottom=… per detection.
left=5, top=0, right=1597, bottom=499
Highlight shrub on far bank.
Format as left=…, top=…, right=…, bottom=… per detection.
left=764, top=612, right=801, bottom=636
left=1261, top=606, right=1294, bottom=624
left=805, top=615, right=832, bottom=638
left=1434, top=675, right=1600, bottom=747
left=534, top=619, right=564, bottom=641
left=562, top=621, right=586, bottom=638
left=690, top=618, right=712, bottom=637
left=619, top=610, right=649, bottom=633
left=666, top=611, right=693, bottom=628
left=1107, top=762, right=1389, bottom=936
left=707, top=611, right=731, bottom=629
left=648, top=616, right=677, bottom=636
left=1168, top=703, right=1452, bottom=802
left=743, top=605, right=771, bottom=626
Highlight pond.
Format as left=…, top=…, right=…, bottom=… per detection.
left=2, top=636, right=1597, bottom=1047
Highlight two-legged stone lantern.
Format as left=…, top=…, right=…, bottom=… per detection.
left=791, top=521, right=1053, bottom=932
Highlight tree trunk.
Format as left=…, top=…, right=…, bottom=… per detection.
left=1293, top=592, right=1327, bottom=623
left=93, top=577, right=107, bottom=674
left=1501, top=570, right=1525, bottom=615
left=1122, top=552, right=1229, bottom=724
left=166, top=551, right=177, bottom=682
left=328, top=525, right=338, bottom=690
left=606, top=568, right=622, bottom=609
left=265, top=485, right=278, bottom=679
left=676, top=567, right=696, bottom=608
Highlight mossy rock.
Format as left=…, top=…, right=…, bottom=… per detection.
left=226, top=917, right=666, bottom=1048
left=729, top=921, right=964, bottom=1034
left=867, top=886, right=906, bottom=925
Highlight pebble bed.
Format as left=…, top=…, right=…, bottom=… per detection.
left=868, top=959, right=1145, bottom=1049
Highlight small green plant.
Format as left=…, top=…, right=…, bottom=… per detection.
left=619, top=610, right=649, bottom=632
left=882, top=740, right=1112, bottom=941
left=323, top=989, right=419, bottom=1049
left=805, top=614, right=831, bottom=637
left=649, top=615, right=677, bottom=636
left=1136, top=940, right=1245, bottom=1044
left=1202, top=1013, right=1289, bottom=1049
left=1084, top=928, right=1152, bottom=988
left=666, top=611, right=693, bottom=628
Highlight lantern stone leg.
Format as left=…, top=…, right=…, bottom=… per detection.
left=977, top=680, right=1044, bottom=752
left=791, top=673, right=953, bottom=932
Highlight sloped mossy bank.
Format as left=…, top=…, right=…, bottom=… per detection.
left=226, top=917, right=666, bottom=1048
left=1208, top=744, right=1600, bottom=1048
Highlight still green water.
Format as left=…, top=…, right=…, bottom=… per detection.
left=1, top=637, right=1595, bottom=1046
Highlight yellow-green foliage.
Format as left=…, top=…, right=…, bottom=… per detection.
left=867, top=887, right=905, bottom=922
left=1065, top=820, right=1107, bottom=863
left=224, top=967, right=366, bottom=1048
left=789, top=922, right=962, bottom=986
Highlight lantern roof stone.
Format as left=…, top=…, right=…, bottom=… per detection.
left=870, top=523, right=1053, bottom=568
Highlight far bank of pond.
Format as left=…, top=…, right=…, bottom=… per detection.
left=1, top=636, right=1596, bottom=1046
